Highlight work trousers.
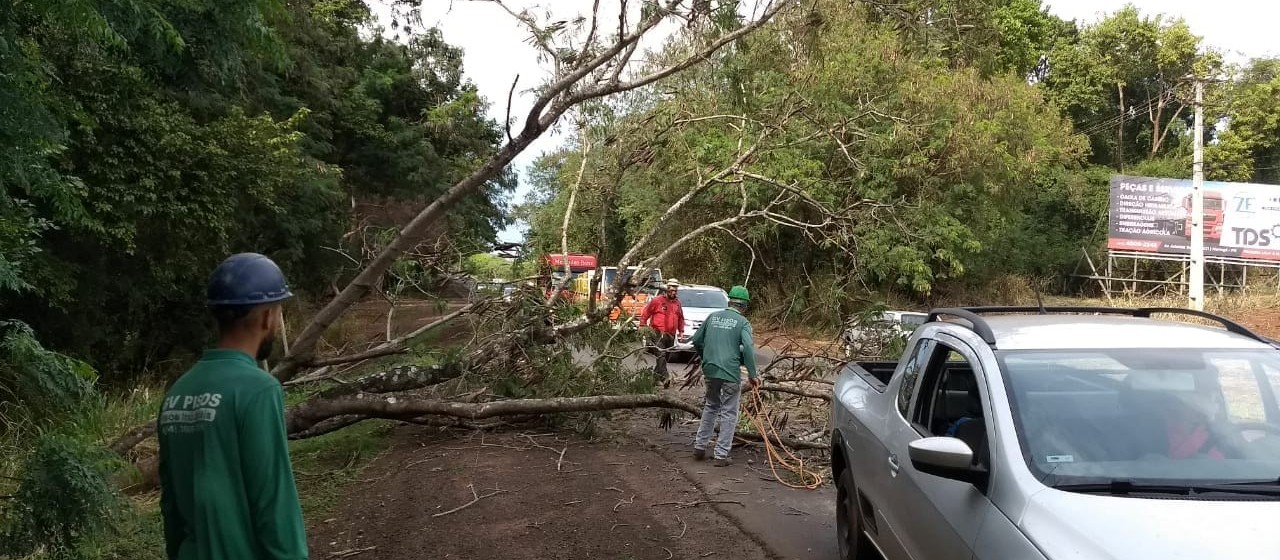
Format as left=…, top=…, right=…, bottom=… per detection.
left=693, top=378, right=742, bottom=460
left=653, top=332, right=676, bottom=381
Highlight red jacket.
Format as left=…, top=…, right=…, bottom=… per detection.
left=641, top=294, right=684, bottom=335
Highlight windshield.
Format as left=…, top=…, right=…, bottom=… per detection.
left=602, top=268, right=661, bottom=290
left=900, top=313, right=927, bottom=326
left=678, top=288, right=728, bottom=309
left=1001, top=349, right=1280, bottom=486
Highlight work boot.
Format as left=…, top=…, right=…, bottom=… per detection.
left=713, top=457, right=734, bottom=467
left=693, top=448, right=707, bottom=461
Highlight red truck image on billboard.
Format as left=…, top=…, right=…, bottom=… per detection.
left=1154, top=191, right=1224, bottom=241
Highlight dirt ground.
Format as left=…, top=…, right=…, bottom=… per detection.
left=1230, top=307, right=1280, bottom=340
left=307, top=415, right=837, bottom=560
left=304, top=300, right=1280, bottom=560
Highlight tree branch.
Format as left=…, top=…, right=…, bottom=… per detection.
left=572, top=0, right=793, bottom=102
left=759, top=383, right=831, bottom=402
left=272, top=0, right=779, bottom=382
left=315, top=360, right=469, bottom=400
left=307, top=303, right=474, bottom=369
left=109, top=422, right=157, bottom=455
left=549, top=118, right=592, bottom=305
left=286, top=392, right=701, bottom=434
left=504, top=74, right=520, bottom=143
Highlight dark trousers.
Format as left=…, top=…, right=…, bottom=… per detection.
left=653, top=332, right=676, bottom=380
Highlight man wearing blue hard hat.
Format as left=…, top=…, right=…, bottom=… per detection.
left=157, top=253, right=308, bottom=560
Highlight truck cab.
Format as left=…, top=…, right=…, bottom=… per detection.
left=592, top=266, right=663, bottom=324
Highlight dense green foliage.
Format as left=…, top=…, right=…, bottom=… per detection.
left=524, top=0, right=1280, bottom=326
left=0, top=322, right=126, bottom=558
left=1, top=434, right=123, bottom=556
left=0, top=321, right=96, bottom=428
left=0, top=0, right=512, bottom=379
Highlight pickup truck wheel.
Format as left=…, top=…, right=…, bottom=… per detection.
left=836, top=468, right=874, bottom=559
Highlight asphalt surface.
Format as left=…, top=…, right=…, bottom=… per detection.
left=578, top=343, right=840, bottom=560
left=642, top=417, right=840, bottom=560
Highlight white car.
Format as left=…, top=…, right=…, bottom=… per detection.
left=668, top=284, right=730, bottom=361
left=841, top=310, right=928, bottom=358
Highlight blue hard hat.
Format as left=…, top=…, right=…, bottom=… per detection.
left=206, top=253, right=294, bottom=306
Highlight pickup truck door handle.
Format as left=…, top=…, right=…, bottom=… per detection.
left=887, top=453, right=901, bottom=476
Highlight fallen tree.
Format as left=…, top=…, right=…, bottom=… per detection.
left=272, top=0, right=798, bottom=383
left=109, top=1, right=892, bottom=477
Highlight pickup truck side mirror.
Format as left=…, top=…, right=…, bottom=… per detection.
left=909, top=437, right=989, bottom=490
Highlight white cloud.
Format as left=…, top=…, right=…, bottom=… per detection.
left=1045, top=0, right=1279, bottom=64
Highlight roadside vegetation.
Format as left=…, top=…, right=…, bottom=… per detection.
left=522, top=0, right=1280, bottom=330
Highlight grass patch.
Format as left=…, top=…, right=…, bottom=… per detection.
left=54, top=500, right=166, bottom=560
left=3, top=379, right=395, bottom=559
left=1, top=418, right=397, bottom=560
left=290, top=420, right=397, bottom=519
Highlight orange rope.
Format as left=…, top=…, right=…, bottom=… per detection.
left=746, top=383, right=824, bottom=489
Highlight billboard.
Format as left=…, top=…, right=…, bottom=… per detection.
left=1108, top=175, right=1280, bottom=262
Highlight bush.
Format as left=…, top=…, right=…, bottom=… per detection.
left=0, top=323, right=148, bottom=558
left=1, top=435, right=122, bottom=556
left=0, top=321, right=96, bottom=430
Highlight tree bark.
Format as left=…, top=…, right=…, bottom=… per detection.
left=316, top=361, right=468, bottom=400
left=548, top=119, right=591, bottom=306
left=760, top=383, right=831, bottom=402
left=286, top=393, right=702, bottom=434
left=285, top=396, right=830, bottom=451
left=110, top=422, right=157, bottom=456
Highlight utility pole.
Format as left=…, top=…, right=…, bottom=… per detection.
left=1189, top=78, right=1205, bottom=311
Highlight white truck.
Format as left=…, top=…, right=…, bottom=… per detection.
left=831, top=306, right=1280, bottom=559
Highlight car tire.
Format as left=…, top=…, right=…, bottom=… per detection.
left=836, top=467, right=875, bottom=560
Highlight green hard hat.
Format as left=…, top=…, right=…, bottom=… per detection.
left=727, top=285, right=750, bottom=302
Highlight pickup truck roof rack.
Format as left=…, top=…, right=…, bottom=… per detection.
left=925, top=306, right=1273, bottom=347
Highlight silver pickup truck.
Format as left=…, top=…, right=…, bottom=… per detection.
left=830, top=306, right=1280, bottom=560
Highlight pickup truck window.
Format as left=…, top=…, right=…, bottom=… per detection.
left=1002, top=348, right=1280, bottom=487
left=897, top=339, right=935, bottom=417
left=912, top=342, right=988, bottom=467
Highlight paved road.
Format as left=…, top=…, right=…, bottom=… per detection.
left=582, top=343, right=840, bottom=560
left=642, top=419, right=840, bottom=560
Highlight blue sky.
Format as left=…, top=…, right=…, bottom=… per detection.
left=376, top=1, right=1280, bottom=244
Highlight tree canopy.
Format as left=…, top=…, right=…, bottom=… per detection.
left=0, top=0, right=512, bottom=378
left=522, top=0, right=1280, bottom=325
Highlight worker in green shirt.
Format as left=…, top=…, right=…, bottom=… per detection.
left=690, top=285, right=759, bottom=466
left=158, top=252, right=308, bottom=560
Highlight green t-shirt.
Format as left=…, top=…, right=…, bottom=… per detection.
left=158, top=349, right=308, bottom=560
left=691, top=308, right=758, bottom=383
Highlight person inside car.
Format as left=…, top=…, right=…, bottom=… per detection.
left=1162, top=390, right=1227, bottom=460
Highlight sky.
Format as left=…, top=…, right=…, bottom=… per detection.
left=373, top=1, right=1280, bottom=244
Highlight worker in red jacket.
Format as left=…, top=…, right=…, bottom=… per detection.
left=641, top=278, right=685, bottom=386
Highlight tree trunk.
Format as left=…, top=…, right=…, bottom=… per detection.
left=285, top=393, right=702, bottom=434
